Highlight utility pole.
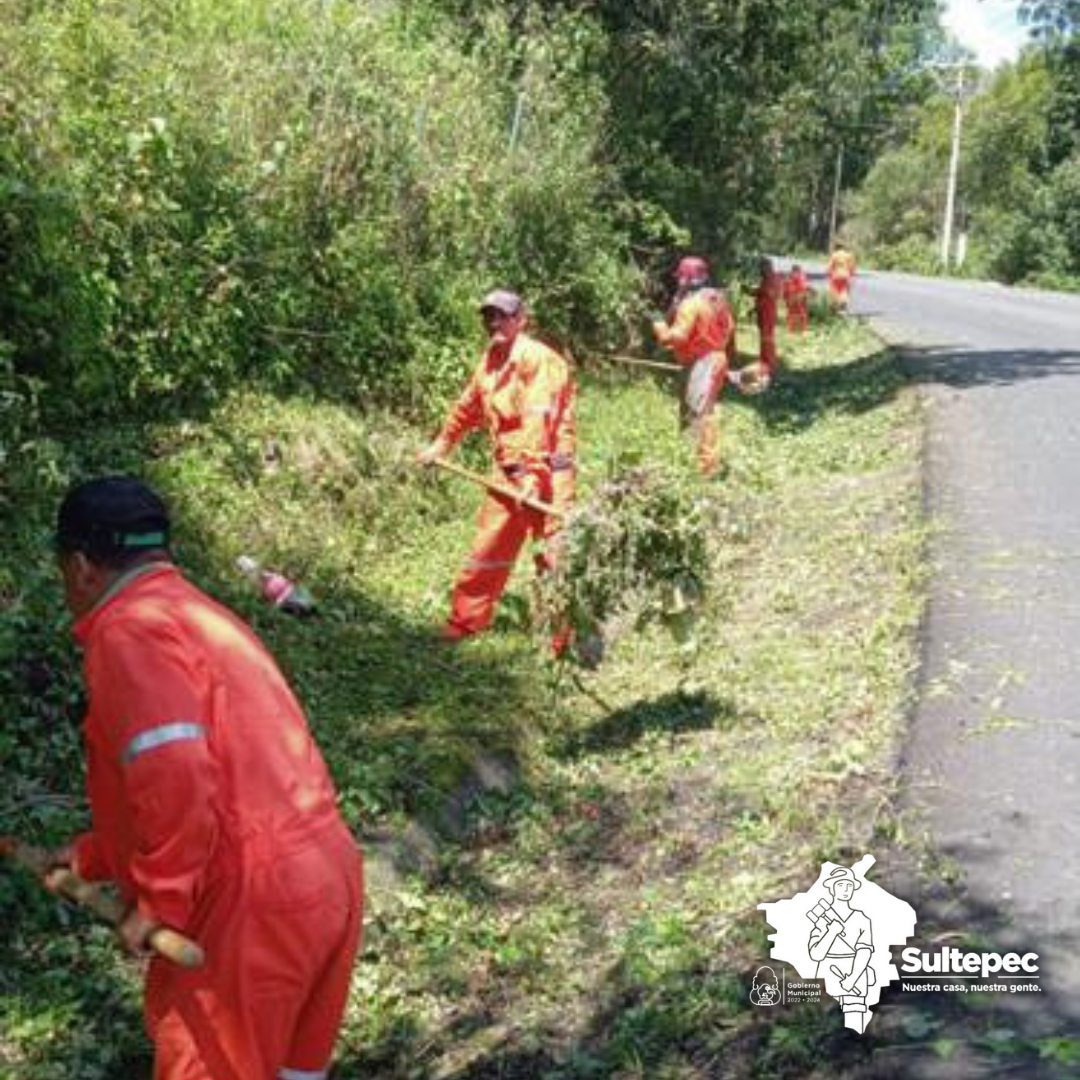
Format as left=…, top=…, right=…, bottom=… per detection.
left=828, top=143, right=844, bottom=252
left=940, top=66, right=964, bottom=270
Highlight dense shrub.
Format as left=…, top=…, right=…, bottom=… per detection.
left=872, top=235, right=942, bottom=275
left=1047, top=151, right=1080, bottom=275
left=0, top=0, right=642, bottom=424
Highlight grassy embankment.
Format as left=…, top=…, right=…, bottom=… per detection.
left=0, top=316, right=926, bottom=1078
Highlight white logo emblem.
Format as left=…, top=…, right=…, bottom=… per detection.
left=758, top=854, right=916, bottom=1032
left=749, top=965, right=781, bottom=1007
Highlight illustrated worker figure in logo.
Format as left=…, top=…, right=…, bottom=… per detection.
left=807, top=865, right=875, bottom=1032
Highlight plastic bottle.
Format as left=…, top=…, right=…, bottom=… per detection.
left=236, top=555, right=316, bottom=617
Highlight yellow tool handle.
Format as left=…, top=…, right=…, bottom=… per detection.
left=432, top=458, right=566, bottom=520
left=596, top=353, right=682, bottom=373
left=0, top=837, right=205, bottom=969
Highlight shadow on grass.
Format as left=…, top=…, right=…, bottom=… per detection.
left=333, top=923, right=871, bottom=1079
left=336, top=840, right=1080, bottom=1079
left=583, top=324, right=913, bottom=440
left=553, top=689, right=734, bottom=761
left=737, top=345, right=907, bottom=435
left=574, top=321, right=1064, bottom=453
left=0, top=879, right=152, bottom=1078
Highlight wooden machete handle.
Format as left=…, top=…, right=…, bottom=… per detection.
left=0, top=836, right=205, bottom=969
left=432, top=457, right=566, bottom=520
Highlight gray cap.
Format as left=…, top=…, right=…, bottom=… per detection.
left=479, top=289, right=523, bottom=316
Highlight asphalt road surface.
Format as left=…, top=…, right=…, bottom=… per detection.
left=840, top=267, right=1080, bottom=1025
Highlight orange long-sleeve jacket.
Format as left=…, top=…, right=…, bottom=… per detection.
left=783, top=269, right=810, bottom=304
left=653, top=288, right=735, bottom=366
left=71, top=563, right=346, bottom=931
left=436, top=332, right=576, bottom=499
left=827, top=249, right=856, bottom=283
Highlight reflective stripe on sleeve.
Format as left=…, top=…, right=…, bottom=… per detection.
left=122, top=722, right=207, bottom=765
left=466, top=558, right=516, bottom=571
left=278, top=1069, right=328, bottom=1080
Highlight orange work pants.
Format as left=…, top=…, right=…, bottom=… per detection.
left=758, top=331, right=778, bottom=379
left=146, top=824, right=363, bottom=1080
left=828, top=277, right=850, bottom=308
left=448, top=488, right=556, bottom=639
left=786, top=301, right=808, bottom=333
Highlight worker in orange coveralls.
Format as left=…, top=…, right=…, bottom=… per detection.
left=652, top=255, right=737, bottom=477
left=783, top=263, right=810, bottom=333
left=827, top=241, right=857, bottom=310
left=48, top=476, right=363, bottom=1080
left=754, top=257, right=783, bottom=383
left=417, top=289, right=576, bottom=646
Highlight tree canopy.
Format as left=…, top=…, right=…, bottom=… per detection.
left=1, top=0, right=944, bottom=437
left=848, top=37, right=1080, bottom=286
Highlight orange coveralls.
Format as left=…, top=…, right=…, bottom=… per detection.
left=783, top=269, right=810, bottom=333
left=70, top=563, right=363, bottom=1080
left=827, top=249, right=856, bottom=308
left=653, top=287, right=735, bottom=476
left=754, top=271, right=783, bottom=379
left=436, top=332, right=576, bottom=639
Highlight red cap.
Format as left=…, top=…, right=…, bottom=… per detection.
left=676, top=256, right=709, bottom=285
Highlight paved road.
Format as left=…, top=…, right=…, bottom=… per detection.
left=839, top=268, right=1080, bottom=1025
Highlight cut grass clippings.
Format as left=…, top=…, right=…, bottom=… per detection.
left=0, top=317, right=926, bottom=1078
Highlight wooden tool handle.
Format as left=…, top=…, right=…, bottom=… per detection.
left=432, top=458, right=566, bottom=520
left=596, top=353, right=682, bottom=372
left=1, top=837, right=205, bottom=969
left=146, top=926, right=206, bottom=969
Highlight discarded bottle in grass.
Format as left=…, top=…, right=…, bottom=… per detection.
left=236, top=555, right=316, bottom=617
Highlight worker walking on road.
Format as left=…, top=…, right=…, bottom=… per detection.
left=783, top=263, right=810, bottom=333
left=652, top=256, right=737, bottom=477
left=827, top=241, right=857, bottom=311
left=418, top=289, right=576, bottom=646
left=50, top=476, right=363, bottom=1080
left=754, top=257, right=783, bottom=384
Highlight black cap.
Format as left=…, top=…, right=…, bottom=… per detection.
left=55, top=476, right=171, bottom=565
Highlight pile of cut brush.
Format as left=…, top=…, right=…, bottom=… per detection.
left=533, top=463, right=711, bottom=668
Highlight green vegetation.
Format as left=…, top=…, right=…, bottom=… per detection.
left=7, top=0, right=1065, bottom=1074
left=0, top=0, right=642, bottom=425
left=1, top=317, right=930, bottom=1077
left=848, top=34, right=1080, bottom=287
left=0, top=0, right=945, bottom=436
